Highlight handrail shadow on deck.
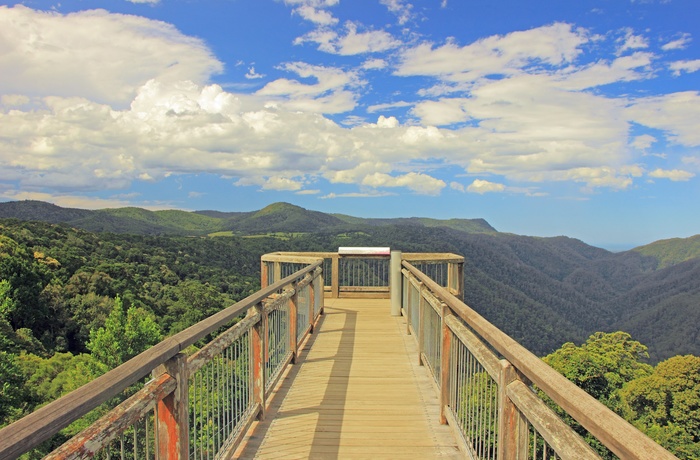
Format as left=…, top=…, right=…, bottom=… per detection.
left=234, top=305, right=358, bottom=458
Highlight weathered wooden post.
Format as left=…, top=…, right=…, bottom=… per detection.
left=390, top=250, right=402, bottom=316
left=317, top=266, right=325, bottom=315
left=289, top=285, right=298, bottom=364
left=273, top=262, right=282, bottom=285
left=406, top=275, right=412, bottom=335
left=252, top=304, right=266, bottom=421
left=308, top=273, right=316, bottom=334
left=439, top=304, right=451, bottom=424
left=331, top=254, right=340, bottom=298
left=154, top=352, right=189, bottom=459
left=261, top=260, right=269, bottom=288
left=447, top=260, right=464, bottom=301
left=498, top=360, right=528, bottom=460
left=417, top=282, right=425, bottom=365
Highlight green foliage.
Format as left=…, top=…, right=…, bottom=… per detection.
left=0, top=351, right=28, bottom=427
left=546, top=333, right=699, bottom=459
left=544, top=332, right=653, bottom=407
left=88, top=297, right=163, bottom=368
left=18, top=352, right=106, bottom=407
left=160, top=280, right=232, bottom=334
left=0, top=234, right=49, bottom=333
left=0, top=279, right=17, bottom=319
left=619, top=355, right=700, bottom=458
left=634, top=235, right=700, bottom=269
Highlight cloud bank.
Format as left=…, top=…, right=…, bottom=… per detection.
left=0, top=4, right=698, bottom=206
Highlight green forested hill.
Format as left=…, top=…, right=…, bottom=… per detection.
left=331, top=214, right=497, bottom=234
left=0, top=200, right=497, bottom=236
left=0, top=200, right=698, bottom=363
left=633, top=234, right=700, bottom=268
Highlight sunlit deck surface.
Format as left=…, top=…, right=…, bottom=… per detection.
left=236, top=298, right=461, bottom=459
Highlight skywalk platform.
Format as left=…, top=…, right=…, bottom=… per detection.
left=236, top=298, right=461, bottom=459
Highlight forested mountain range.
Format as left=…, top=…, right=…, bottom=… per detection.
left=0, top=200, right=497, bottom=235
left=1, top=199, right=698, bottom=363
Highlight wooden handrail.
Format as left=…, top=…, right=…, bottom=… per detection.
left=0, top=260, right=322, bottom=460
left=402, top=260, right=677, bottom=460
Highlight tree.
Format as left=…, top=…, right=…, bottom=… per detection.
left=87, top=296, right=162, bottom=369
left=0, top=279, right=17, bottom=320
left=544, top=331, right=653, bottom=409
left=620, top=355, right=700, bottom=459
left=543, top=332, right=654, bottom=458
left=161, top=280, right=230, bottom=334
left=0, top=351, right=27, bottom=427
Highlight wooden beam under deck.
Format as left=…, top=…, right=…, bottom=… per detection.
left=236, top=298, right=461, bottom=459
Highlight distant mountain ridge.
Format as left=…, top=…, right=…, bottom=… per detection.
left=0, top=200, right=497, bottom=236
left=633, top=234, right=700, bottom=268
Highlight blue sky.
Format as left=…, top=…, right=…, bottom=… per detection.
left=0, top=0, right=698, bottom=249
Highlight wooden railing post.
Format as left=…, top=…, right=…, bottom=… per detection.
left=447, top=261, right=464, bottom=301
left=406, top=277, right=412, bottom=335
left=154, top=352, right=188, bottom=460
left=498, top=360, right=528, bottom=460
left=309, top=275, right=315, bottom=333
left=273, top=262, right=282, bottom=284
left=331, top=254, right=339, bottom=298
left=252, top=304, right=266, bottom=420
left=456, top=262, right=464, bottom=301
left=439, top=304, right=451, bottom=425
left=390, top=250, right=402, bottom=316
left=289, top=286, right=299, bottom=364
left=261, top=261, right=269, bottom=288
left=417, top=282, right=425, bottom=366
left=318, top=268, right=325, bottom=315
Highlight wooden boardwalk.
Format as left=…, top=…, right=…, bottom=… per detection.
left=236, top=298, right=461, bottom=459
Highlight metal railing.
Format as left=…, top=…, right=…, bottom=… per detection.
left=0, top=258, right=324, bottom=460
left=401, top=260, right=677, bottom=460
left=262, top=251, right=464, bottom=299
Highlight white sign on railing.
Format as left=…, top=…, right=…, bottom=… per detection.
left=338, top=247, right=391, bottom=255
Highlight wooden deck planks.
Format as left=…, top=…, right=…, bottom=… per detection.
left=236, top=298, right=461, bottom=459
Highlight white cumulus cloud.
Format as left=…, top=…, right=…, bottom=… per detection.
left=467, top=179, right=505, bottom=194
left=648, top=169, right=695, bottom=181
left=0, top=5, right=222, bottom=107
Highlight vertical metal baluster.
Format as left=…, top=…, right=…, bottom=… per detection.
left=459, top=344, right=465, bottom=438
left=466, top=350, right=474, bottom=450
left=226, top=345, right=231, bottom=442
left=217, top=354, right=223, bottom=451
left=476, top=363, right=482, bottom=458
left=145, top=416, right=150, bottom=460
left=533, top=425, right=538, bottom=459
left=193, top=371, right=198, bottom=460
left=491, top=377, right=498, bottom=460
left=208, top=361, right=214, bottom=460
left=473, top=354, right=479, bottom=457
left=463, top=345, right=469, bottom=439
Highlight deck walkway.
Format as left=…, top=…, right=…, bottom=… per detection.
left=236, top=298, right=461, bottom=459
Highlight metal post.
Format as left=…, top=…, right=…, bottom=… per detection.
left=390, top=250, right=402, bottom=316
